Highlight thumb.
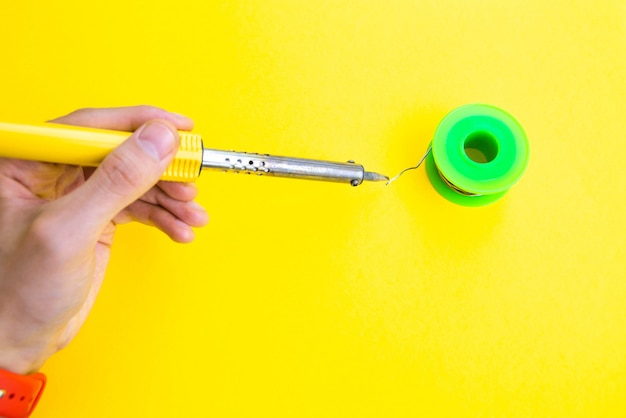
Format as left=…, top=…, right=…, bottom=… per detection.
left=57, top=120, right=179, bottom=235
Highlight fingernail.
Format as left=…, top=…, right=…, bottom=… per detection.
left=136, top=122, right=176, bottom=161
left=188, top=201, right=205, bottom=212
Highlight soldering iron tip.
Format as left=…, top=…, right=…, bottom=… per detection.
left=364, top=171, right=389, bottom=182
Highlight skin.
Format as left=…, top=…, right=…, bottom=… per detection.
left=0, top=106, right=209, bottom=375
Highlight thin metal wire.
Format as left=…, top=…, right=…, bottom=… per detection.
left=437, top=169, right=480, bottom=196
left=386, top=145, right=432, bottom=185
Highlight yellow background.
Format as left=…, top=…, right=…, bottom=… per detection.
left=2, top=0, right=626, bottom=416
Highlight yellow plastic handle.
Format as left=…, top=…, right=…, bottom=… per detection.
left=0, top=122, right=204, bottom=182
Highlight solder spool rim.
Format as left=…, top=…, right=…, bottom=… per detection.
left=426, top=104, right=529, bottom=207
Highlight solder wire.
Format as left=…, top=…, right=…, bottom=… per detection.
left=386, top=144, right=480, bottom=196
left=386, top=145, right=432, bottom=186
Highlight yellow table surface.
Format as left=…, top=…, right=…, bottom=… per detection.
left=2, top=1, right=626, bottom=417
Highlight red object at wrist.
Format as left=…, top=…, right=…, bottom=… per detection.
left=0, top=368, right=46, bottom=418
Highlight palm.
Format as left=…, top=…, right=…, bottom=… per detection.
left=0, top=159, right=116, bottom=348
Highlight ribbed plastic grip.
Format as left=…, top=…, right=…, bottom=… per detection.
left=161, top=132, right=203, bottom=182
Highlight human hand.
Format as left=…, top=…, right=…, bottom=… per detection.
left=0, top=106, right=209, bottom=375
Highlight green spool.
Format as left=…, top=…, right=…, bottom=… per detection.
left=425, top=104, right=529, bottom=207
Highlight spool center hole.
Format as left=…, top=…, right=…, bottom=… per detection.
left=463, top=131, right=499, bottom=163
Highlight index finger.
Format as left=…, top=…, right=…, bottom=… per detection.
left=49, top=105, right=194, bottom=132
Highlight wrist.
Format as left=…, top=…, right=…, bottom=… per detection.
left=0, top=314, right=58, bottom=375
left=0, top=330, right=53, bottom=376
left=0, top=348, right=45, bottom=376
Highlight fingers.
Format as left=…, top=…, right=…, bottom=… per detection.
left=142, top=184, right=207, bottom=226
left=157, top=181, right=199, bottom=202
left=45, top=106, right=206, bottom=244
left=49, top=105, right=194, bottom=132
left=119, top=186, right=208, bottom=229
left=114, top=183, right=208, bottom=241
left=49, top=120, right=180, bottom=242
left=118, top=200, right=207, bottom=243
